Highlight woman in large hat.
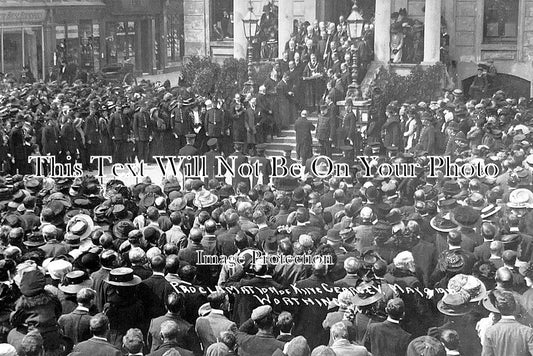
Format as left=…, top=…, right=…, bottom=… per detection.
left=103, top=267, right=144, bottom=348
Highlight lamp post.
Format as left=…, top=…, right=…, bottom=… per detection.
left=346, top=4, right=364, bottom=100
left=242, top=1, right=259, bottom=95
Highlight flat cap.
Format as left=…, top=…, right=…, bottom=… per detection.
left=251, top=305, right=272, bottom=321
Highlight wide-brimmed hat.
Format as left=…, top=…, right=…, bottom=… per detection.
left=442, top=181, right=461, bottom=197
left=59, top=270, right=93, bottom=294
left=325, top=229, right=341, bottom=243
left=451, top=206, right=480, bottom=228
left=507, top=188, right=533, bottom=209
left=430, top=213, right=458, bottom=233
left=23, top=233, right=46, bottom=247
left=104, top=267, right=142, bottom=287
left=352, top=282, right=383, bottom=306
left=437, top=292, right=472, bottom=316
left=193, top=190, right=218, bottom=209
left=447, top=274, right=487, bottom=302
left=65, top=214, right=94, bottom=242
left=169, top=197, right=187, bottom=212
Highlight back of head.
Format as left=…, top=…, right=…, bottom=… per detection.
left=20, top=330, right=43, bottom=356
left=146, top=206, right=160, bottom=221
left=285, top=336, right=310, bottom=356
left=311, top=346, right=336, bottom=356
left=90, top=313, right=109, bottom=336
left=129, top=247, right=146, bottom=264
left=385, top=298, right=405, bottom=320
left=276, top=311, right=294, bottom=333
left=178, top=264, right=196, bottom=282
left=170, top=211, right=181, bottom=226
left=447, top=230, right=462, bottom=247
left=100, top=249, right=119, bottom=268
left=122, top=328, right=144, bottom=354
left=495, top=290, right=516, bottom=315
left=204, top=219, right=217, bottom=234
left=150, top=254, right=166, bottom=272
left=165, top=254, right=180, bottom=274
left=77, top=287, right=96, bottom=306
left=490, top=240, right=503, bottom=255
left=330, top=322, right=348, bottom=340
left=166, top=292, right=184, bottom=314
left=219, top=331, right=237, bottom=350
left=502, top=250, right=517, bottom=266
left=481, top=222, right=496, bottom=240
left=344, top=257, right=361, bottom=274
left=496, top=267, right=513, bottom=289
left=189, top=228, right=203, bottom=243
left=160, top=320, right=179, bottom=341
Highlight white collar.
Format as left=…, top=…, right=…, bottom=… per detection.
left=386, top=317, right=400, bottom=324
left=448, top=245, right=461, bottom=250
left=76, top=306, right=90, bottom=312
left=152, top=272, right=165, bottom=277
left=501, top=315, right=515, bottom=320
left=92, top=336, right=108, bottom=341
left=210, top=309, right=224, bottom=315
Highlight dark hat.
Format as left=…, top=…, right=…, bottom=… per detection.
left=23, top=233, right=46, bottom=247
left=501, top=233, right=522, bottom=248
left=104, top=267, right=142, bottom=287
left=437, top=292, right=472, bottom=316
left=352, top=282, right=383, bottom=306
left=292, top=187, right=306, bottom=202
left=444, top=252, right=465, bottom=272
left=113, top=220, right=135, bottom=239
left=20, top=269, right=46, bottom=297
left=451, top=206, right=480, bottom=228
left=325, top=229, right=341, bottom=243
left=442, top=181, right=461, bottom=197
left=59, top=270, right=92, bottom=294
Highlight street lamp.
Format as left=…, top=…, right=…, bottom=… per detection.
left=242, top=1, right=259, bottom=95
left=346, top=4, right=364, bottom=100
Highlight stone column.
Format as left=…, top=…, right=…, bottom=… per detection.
left=233, top=0, right=249, bottom=59
left=423, top=0, right=441, bottom=64
left=374, top=0, right=391, bottom=63
left=278, top=0, right=293, bottom=58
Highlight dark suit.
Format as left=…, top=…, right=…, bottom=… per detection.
left=293, top=275, right=335, bottom=349
left=58, top=307, right=92, bottom=345
left=90, top=267, right=111, bottom=312
left=139, top=273, right=173, bottom=321
left=235, top=329, right=286, bottom=356
left=204, top=108, right=225, bottom=138
left=107, top=111, right=129, bottom=162
left=474, top=240, right=492, bottom=261
left=365, top=320, right=411, bottom=356
left=132, top=110, right=152, bottom=162
left=148, top=312, right=200, bottom=354
left=70, top=336, right=122, bottom=356
left=294, top=116, right=315, bottom=164
left=39, top=240, right=69, bottom=259
left=217, top=226, right=241, bottom=256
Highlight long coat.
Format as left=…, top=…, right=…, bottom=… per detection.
left=381, top=116, right=402, bottom=148
left=416, top=123, right=436, bottom=154
left=294, top=116, right=315, bottom=162
left=204, top=108, right=225, bottom=137
left=132, top=110, right=152, bottom=141
left=41, top=124, right=61, bottom=156
left=245, top=106, right=258, bottom=144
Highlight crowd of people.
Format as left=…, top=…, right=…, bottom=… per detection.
left=1, top=14, right=533, bottom=355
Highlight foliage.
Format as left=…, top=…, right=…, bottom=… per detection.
left=215, top=58, right=248, bottom=101
left=252, top=62, right=274, bottom=89
left=372, top=63, right=446, bottom=105
left=183, top=56, right=276, bottom=101
left=356, top=0, right=375, bottom=20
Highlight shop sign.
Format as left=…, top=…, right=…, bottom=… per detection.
left=0, top=10, right=46, bottom=23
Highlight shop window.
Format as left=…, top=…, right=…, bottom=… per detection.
left=210, top=0, right=233, bottom=41
left=483, top=0, right=519, bottom=43
left=167, top=13, right=183, bottom=63
left=106, top=21, right=137, bottom=67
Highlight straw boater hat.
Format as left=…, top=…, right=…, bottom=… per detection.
left=481, top=204, right=501, bottom=219
left=352, top=282, right=384, bottom=307
left=104, top=267, right=142, bottom=287
left=430, top=213, right=458, bottom=233
left=59, top=270, right=93, bottom=294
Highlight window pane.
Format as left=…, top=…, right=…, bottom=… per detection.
left=484, top=0, right=518, bottom=43
left=3, top=27, right=22, bottom=75
left=211, top=0, right=233, bottom=41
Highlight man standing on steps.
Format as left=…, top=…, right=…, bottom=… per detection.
left=295, top=110, right=315, bottom=164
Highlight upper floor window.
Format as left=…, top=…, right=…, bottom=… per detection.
left=484, top=0, right=519, bottom=43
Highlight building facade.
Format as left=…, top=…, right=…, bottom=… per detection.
left=0, top=0, right=184, bottom=80
left=183, top=0, right=533, bottom=96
